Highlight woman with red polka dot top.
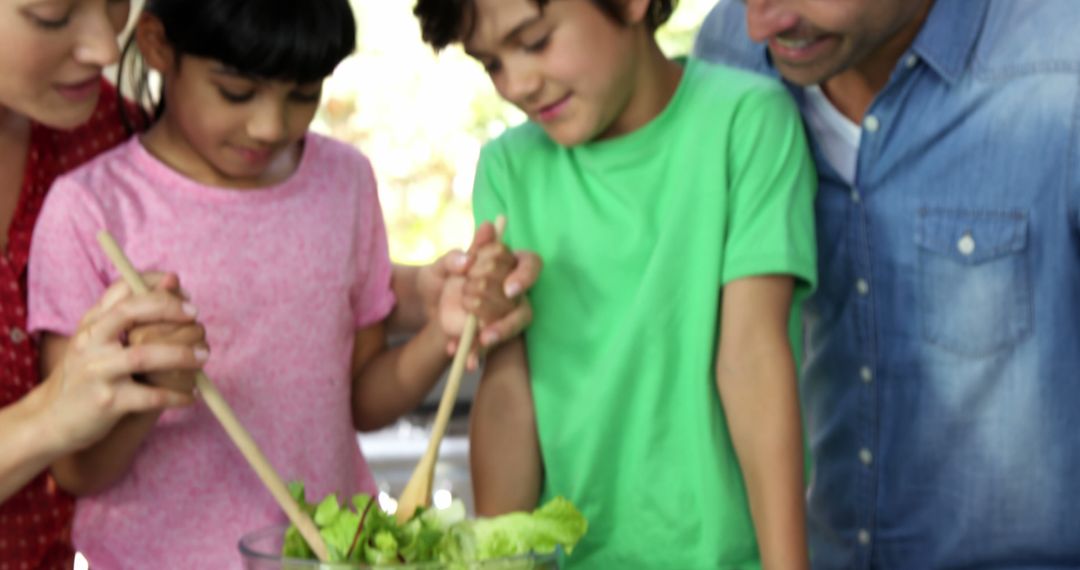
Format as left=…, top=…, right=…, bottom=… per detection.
left=0, top=1, right=209, bottom=568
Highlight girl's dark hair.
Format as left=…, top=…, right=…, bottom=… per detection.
left=414, top=0, right=677, bottom=50
left=119, top=0, right=356, bottom=132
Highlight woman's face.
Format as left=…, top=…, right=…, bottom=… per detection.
left=0, top=0, right=131, bottom=129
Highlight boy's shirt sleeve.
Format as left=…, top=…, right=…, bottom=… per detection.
left=472, top=140, right=511, bottom=235
left=350, top=154, right=396, bottom=331
left=26, top=177, right=111, bottom=338
left=720, top=83, right=818, bottom=293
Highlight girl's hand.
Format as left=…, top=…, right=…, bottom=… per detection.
left=416, top=249, right=469, bottom=325
left=39, top=276, right=208, bottom=454
left=125, top=273, right=207, bottom=394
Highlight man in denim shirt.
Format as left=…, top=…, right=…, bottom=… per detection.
left=695, top=1, right=1080, bottom=568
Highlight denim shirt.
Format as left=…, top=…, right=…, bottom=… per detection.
left=696, top=1, right=1080, bottom=568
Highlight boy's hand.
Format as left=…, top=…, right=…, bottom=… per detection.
left=125, top=273, right=207, bottom=395
left=461, top=241, right=518, bottom=323
left=434, top=221, right=541, bottom=368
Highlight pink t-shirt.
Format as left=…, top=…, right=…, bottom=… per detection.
left=27, top=133, right=394, bottom=568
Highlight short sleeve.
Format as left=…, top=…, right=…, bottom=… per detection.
left=351, top=159, right=396, bottom=330
left=472, top=140, right=510, bottom=235
left=26, top=178, right=111, bottom=337
left=721, top=83, right=818, bottom=292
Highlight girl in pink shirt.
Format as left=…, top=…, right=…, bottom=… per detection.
left=25, top=0, right=507, bottom=567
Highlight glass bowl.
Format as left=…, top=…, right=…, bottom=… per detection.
left=239, top=525, right=560, bottom=570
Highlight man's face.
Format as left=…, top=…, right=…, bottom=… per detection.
left=742, top=0, right=931, bottom=86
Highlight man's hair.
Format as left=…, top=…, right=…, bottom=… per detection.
left=414, top=0, right=677, bottom=50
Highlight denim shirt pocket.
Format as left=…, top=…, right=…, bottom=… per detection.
left=916, top=208, right=1032, bottom=356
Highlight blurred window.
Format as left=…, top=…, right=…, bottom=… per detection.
left=312, top=0, right=715, bottom=264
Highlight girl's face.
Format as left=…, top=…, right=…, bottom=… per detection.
left=0, top=0, right=130, bottom=128
left=464, top=0, right=652, bottom=147
left=154, top=55, right=322, bottom=187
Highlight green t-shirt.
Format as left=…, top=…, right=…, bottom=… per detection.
left=473, top=58, right=817, bottom=569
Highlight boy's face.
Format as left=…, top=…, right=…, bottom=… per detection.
left=155, top=55, right=322, bottom=187
left=464, top=0, right=643, bottom=146
left=0, top=0, right=129, bottom=129
left=742, top=0, right=932, bottom=86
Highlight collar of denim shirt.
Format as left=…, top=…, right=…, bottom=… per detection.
left=909, top=0, right=989, bottom=84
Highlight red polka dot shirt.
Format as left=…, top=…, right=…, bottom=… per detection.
left=1, top=80, right=139, bottom=570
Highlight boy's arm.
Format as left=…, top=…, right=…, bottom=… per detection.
left=43, top=333, right=171, bottom=496
left=470, top=337, right=542, bottom=516
left=349, top=320, right=451, bottom=432
left=716, top=275, right=809, bottom=570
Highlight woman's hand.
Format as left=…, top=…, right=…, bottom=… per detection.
left=39, top=275, right=208, bottom=454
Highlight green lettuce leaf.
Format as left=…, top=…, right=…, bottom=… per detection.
left=436, top=497, right=588, bottom=562
left=281, top=482, right=586, bottom=566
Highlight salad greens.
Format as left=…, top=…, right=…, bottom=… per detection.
left=282, top=482, right=587, bottom=566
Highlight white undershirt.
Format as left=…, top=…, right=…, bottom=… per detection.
left=802, top=85, right=861, bottom=186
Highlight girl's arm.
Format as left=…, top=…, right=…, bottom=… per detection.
left=349, top=320, right=452, bottom=432
left=353, top=228, right=532, bottom=431
left=469, top=337, right=542, bottom=516
left=716, top=275, right=809, bottom=570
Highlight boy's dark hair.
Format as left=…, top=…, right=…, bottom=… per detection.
left=118, top=0, right=356, bottom=132
left=414, top=0, right=677, bottom=51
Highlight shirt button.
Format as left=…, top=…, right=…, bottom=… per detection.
left=858, top=529, right=871, bottom=545
left=860, top=366, right=873, bottom=383
left=859, top=448, right=873, bottom=465
left=850, top=189, right=861, bottom=203
left=8, top=327, right=26, bottom=344
left=905, top=54, right=919, bottom=68
left=957, top=233, right=976, bottom=256
left=863, top=115, right=880, bottom=133
left=856, top=279, right=870, bottom=295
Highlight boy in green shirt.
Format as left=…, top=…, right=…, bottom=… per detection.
left=414, top=1, right=816, bottom=568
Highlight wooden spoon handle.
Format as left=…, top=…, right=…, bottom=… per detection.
left=422, top=314, right=478, bottom=463
left=424, top=215, right=508, bottom=458
left=395, top=216, right=508, bottom=523
left=96, top=231, right=331, bottom=563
